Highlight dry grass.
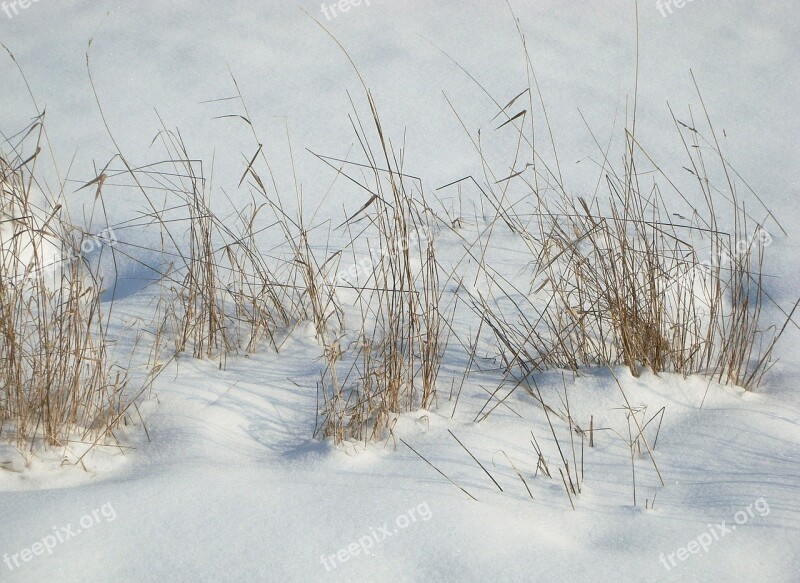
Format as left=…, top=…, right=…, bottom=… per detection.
left=442, top=40, right=791, bottom=394
left=419, top=17, right=798, bottom=505
left=93, top=121, right=301, bottom=368
left=0, top=116, right=129, bottom=451
left=3, top=16, right=795, bottom=477
left=313, top=94, right=446, bottom=444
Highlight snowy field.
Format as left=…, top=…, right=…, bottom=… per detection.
left=1, top=2, right=799, bottom=582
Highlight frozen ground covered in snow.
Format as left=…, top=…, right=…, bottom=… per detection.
left=1, top=1, right=799, bottom=582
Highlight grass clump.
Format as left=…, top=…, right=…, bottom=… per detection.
left=0, top=117, right=129, bottom=451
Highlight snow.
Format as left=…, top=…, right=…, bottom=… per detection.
left=1, top=1, right=799, bottom=582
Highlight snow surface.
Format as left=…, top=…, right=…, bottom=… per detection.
left=1, top=2, right=799, bottom=582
